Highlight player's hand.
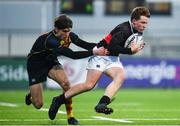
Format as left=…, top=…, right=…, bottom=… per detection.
left=93, top=46, right=109, bottom=56
left=131, top=41, right=145, bottom=54
left=139, top=42, right=145, bottom=49
left=104, top=48, right=109, bottom=55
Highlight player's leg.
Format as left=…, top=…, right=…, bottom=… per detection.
left=64, top=56, right=106, bottom=99
left=30, top=83, right=44, bottom=109
left=104, top=67, right=125, bottom=99
left=64, top=69, right=103, bottom=99
left=26, top=59, right=47, bottom=109
left=95, top=63, right=125, bottom=114
left=48, top=68, right=103, bottom=121
left=48, top=65, right=78, bottom=125
left=48, top=56, right=104, bottom=120
left=25, top=83, right=44, bottom=109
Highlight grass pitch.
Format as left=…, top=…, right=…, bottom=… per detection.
left=0, top=89, right=180, bottom=125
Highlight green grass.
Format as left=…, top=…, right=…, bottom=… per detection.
left=0, top=89, right=180, bottom=125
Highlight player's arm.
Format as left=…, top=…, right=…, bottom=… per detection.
left=107, top=32, right=133, bottom=56
left=44, top=33, right=93, bottom=59
left=70, top=32, right=97, bottom=50
left=54, top=47, right=93, bottom=59
left=54, top=46, right=106, bottom=59
left=108, top=39, right=132, bottom=55
left=108, top=38, right=144, bottom=56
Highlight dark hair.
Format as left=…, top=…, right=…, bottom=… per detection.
left=130, top=6, right=150, bottom=21
left=54, top=14, right=73, bottom=29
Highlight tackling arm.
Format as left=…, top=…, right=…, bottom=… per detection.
left=54, top=47, right=93, bottom=59
left=70, top=32, right=97, bottom=50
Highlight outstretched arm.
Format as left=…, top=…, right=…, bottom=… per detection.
left=70, top=32, right=97, bottom=50
left=54, top=47, right=93, bottom=59
left=54, top=46, right=107, bottom=59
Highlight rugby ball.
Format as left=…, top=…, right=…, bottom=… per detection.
left=124, top=33, right=143, bottom=48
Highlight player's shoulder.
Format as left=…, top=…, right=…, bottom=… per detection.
left=69, top=32, right=79, bottom=41
left=70, top=32, right=78, bottom=37
left=115, top=21, right=130, bottom=31
left=112, top=21, right=131, bottom=36
left=36, top=31, right=51, bottom=41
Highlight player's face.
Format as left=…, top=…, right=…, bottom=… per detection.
left=132, top=16, right=149, bottom=33
left=55, top=28, right=71, bottom=40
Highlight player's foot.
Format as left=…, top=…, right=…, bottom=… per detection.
left=68, top=117, right=79, bottom=125
left=25, top=93, right=32, bottom=105
left=48, top=95, right=65, bottom=120
left=94, top=103, right=113, bottom=114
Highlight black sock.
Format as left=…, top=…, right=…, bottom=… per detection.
left=98, top=95, right=111, bottom=105
left=55, top=93, right=66, bottom=104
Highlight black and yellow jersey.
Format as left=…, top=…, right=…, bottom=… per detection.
left=27, top=30, right=96, bottom=61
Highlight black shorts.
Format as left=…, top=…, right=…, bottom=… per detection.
left=27, top=58, right=62, bottom=86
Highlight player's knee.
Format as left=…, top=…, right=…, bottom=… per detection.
left=118, top=71, right=125, bottom=80
left=85, top=83, right=95, bottom=91
left=120, top=74, right=126, bottom=82
left=61, top=81, right=70, bottom=91
left=33, top=100, right=43, bottom=109
left=115, top=74, right=126, bottom=84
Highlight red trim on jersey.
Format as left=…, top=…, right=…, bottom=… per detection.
left=103, top=33, right=112, bottom=44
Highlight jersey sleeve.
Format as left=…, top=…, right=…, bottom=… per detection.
left=54, top=47, right=93, bottom=59
left=108, top=31, right=133, bottom=55
left=70, top=32, right=97, bottom=50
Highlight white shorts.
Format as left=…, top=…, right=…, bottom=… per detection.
left=86, top=56, right=124, bottom=72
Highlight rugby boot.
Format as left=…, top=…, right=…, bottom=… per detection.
left=68, top=117, right=79, bottom=125
left=48, top=94, right=65, bottom=120
left=95, top=103, right=113, bottom=115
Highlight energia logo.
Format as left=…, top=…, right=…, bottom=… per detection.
left=125, top=61, right=177, bottom=85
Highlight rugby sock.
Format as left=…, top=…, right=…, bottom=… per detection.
left=65, top=97, right=74, bottom=118
left=30, top=96, right=32, bottom=101
left=98, top=95, right=111, bottom=105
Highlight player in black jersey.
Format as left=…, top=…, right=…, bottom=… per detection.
left=48, top=6, right=150, bottom=118
left=25, top=14, right=106, bottom=125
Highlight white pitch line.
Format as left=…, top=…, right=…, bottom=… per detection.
left=127, top=118, right=180, bottom=121
left=0, top=102, right=18, bottom=107
left=0, top=101, right=66, bottom=114
left=92, top=116, right=133, bottom=123
left=0, top=119, right=97, bottom=122
left=121, top=109, right=180, bottom=112
left=0, top=118, right=180, bottom=122
left=39, top=108, right=66, bottom=114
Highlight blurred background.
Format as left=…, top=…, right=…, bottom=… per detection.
left=0, top=0, right=180, bottom=89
